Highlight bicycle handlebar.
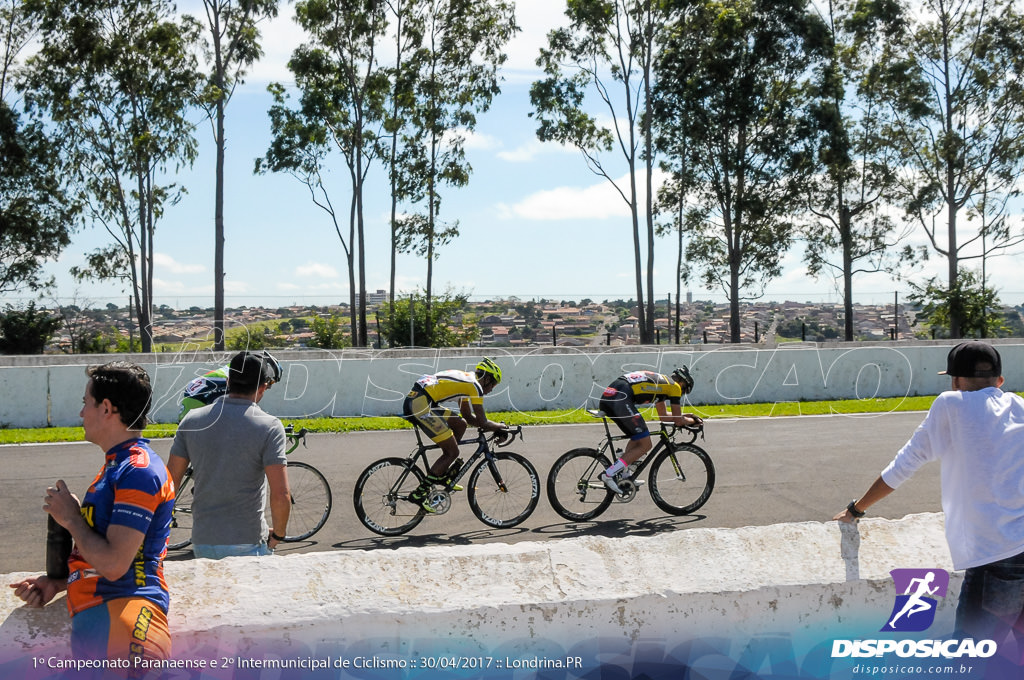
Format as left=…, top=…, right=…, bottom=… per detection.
left=464, top=424, right=523, bottom=447
left=494, top=424, right=523, bottom=447
left=656, top=420, right=704, bottom=442
left=284, top=424, right=308, bottom=451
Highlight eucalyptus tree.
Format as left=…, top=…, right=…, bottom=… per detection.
left=803, top=0, right=913, bottom=341
left=651, top=30, right=699, bottom=345
left=23, top=0, right=202, bottom=352
left=1, top=0, right=76, bottom=294
left=194, top=0, right=280, bottom=350
left=531, top=0, right=665, bottom=345
left=0, top=0, right=32, bottom=98
left=258, top=0, right=390, bottom=347
left=399, top=0, right=516, bottom=345
left=655, top=0, right=824, bottom=342
left=880, top=0, right=1024, bottom=338
left=383, top=0, right=426, bottom=317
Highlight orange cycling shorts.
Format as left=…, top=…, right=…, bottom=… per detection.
left=71, top=597, right=171, bottom=677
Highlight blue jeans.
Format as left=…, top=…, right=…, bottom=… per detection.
left=192, top=542, right=272, bottom=559
left=956, top=550, right=1024, bottom=640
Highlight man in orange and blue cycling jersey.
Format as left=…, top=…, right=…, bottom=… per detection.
left=402, top=357, right=511, bottom=512
left=9, top=362, right=175, bottom=673
left=598, top=366, right=702, bottom=494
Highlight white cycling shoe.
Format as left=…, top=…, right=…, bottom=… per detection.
left=599, top=472, right=623, bottom=495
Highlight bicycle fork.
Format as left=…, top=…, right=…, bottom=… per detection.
left=667, top=449, right=687, bottom=482
left=481, top=451, right=509, bottom=493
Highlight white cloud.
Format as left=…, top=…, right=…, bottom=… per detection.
left=294, top=262, right=341, bottom=279
left=499, top=169, right=668, bottom=221
left=497, top=139, right=574, bottom=163
left=154, top=253, right=205, bottom=275
left=503, top=0, right=568, bottom=81
left=456, top=129, right=502, bottom=152
left=498, top=183, right=630, bottom=221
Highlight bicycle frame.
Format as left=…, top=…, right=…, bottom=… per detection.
left=587, top=409, right=701, bottom=481
left=406, top=425, right=523, bottom=496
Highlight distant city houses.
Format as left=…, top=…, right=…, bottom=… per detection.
left=34, top=294, right=1024, bottom=354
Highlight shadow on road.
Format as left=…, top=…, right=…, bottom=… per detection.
left=531, top=515, right=708, bottom=540
left=332, top=514, right=707, bottom=551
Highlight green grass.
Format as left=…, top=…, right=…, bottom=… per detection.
left=0, top=395, right=940, bottom=445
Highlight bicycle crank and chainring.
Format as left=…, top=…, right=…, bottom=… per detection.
left=426, top=490, right=452, bottom=514
left=614, top=479, right=638, bottom=503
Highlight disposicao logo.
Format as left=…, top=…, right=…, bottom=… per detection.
left=882, top=568, right=949, bottom=633
left=831, top=567, right=998, bottom=660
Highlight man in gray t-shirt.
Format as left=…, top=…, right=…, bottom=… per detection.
left=168, top=351, right=289, bottom=559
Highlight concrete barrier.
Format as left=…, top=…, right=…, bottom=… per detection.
left=5, top=341, right=1024, bottom=428
left=5, top=513, right=1003, bottom=679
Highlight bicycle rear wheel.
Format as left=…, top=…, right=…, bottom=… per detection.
left=467, top=451, right=540, bottom=529
left=546, top=448, right=614, bottom=521
left=271, top=461, right=332, bottom=541
left=168, top=470, right=194, bottom=550
left=353, top=457, right=426, bottom=536
left=648, top=442, right=715, bottom=515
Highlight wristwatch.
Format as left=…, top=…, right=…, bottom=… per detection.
left=847, top=500, right=866, bottom=518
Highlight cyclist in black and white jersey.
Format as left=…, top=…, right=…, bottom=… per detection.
left=598, top=367, right=702, bottom=494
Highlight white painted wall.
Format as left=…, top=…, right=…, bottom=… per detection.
left=3, top=341, right=1022, bottom=428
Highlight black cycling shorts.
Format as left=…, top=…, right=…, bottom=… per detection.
left=599, top=380, right=650, bottom=441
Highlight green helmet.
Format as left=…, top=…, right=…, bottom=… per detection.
left=476, top=357, right=502, bottom=384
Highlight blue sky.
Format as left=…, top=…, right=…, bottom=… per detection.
left=25, top=0, right=1024, bottom=310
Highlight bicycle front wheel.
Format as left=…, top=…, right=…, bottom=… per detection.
left=168, top=470, right=194, bottom=550
left=546, top=448, right=614, bottom=521
left=467, top=452, right=540, bottom=529
left=648, top=443, right=715, bottom=516
left=353, top=458, right=426, bottom=536
left=273, top=461, right=332, bottom=541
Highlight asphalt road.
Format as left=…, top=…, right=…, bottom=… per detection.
left=0, top=412, right=941, bottom=575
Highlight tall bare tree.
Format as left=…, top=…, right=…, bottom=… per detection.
left=531, top=0, right=663, bottom=344
left=258, top=0, right=389, bottom=347
left=399, top=0, right=516, bottom=344
left=194, top=0, right=280, bottom=350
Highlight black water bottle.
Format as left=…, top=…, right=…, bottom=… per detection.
left=46, top=515, right=72, bottom=580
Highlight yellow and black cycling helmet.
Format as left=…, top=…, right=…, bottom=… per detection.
left=671, top=365, right=694, bottom=394
left=476, top=357, right=502, bottom=384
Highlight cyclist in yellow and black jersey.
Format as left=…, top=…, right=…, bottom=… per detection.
left=402, top=358, right=510, bottom=512
left=598, top=367, right=702, bottom=494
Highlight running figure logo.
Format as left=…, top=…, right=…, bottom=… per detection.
left=882, top=568, right=950, bottom=632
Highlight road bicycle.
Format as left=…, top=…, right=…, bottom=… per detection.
left=168, top=425, right=332, bottom=550
left=353, top=425, right=540, bottom=536
left=546, top=410, right=715, bottom=521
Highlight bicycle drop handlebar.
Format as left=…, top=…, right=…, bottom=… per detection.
left=283, top=424, right=309, bottom=453
left=458, top=424, right=524, bottom=447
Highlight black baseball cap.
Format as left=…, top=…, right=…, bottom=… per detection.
left=938, top=341, right=1002, bottom=378
left=228, top=351, right=279, bottom=390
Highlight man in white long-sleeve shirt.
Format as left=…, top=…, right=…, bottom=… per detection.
left=835, top=341, right=1024, bottom=641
